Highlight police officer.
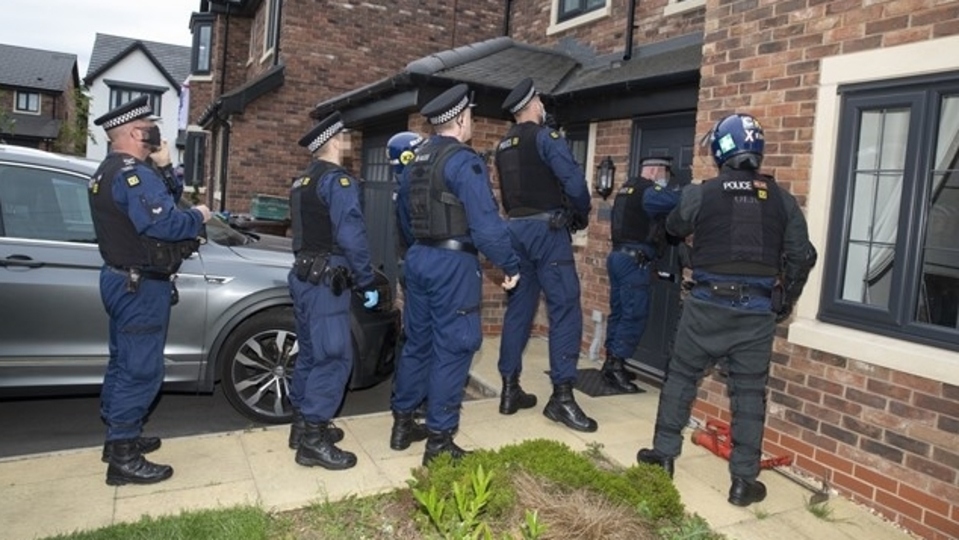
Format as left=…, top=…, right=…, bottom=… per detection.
left=637, top=113, right=817, bottom=507
left=603, top=157, right=680, bottom=393
left=494, top=77, right=596, bottom=432
left=394, top=84, right=520, bottom=465
left=287, top=111, right=380, bottom=470
left=90, top=95, right=212, bottom=485
left=385, top=130, right=431, bottom=451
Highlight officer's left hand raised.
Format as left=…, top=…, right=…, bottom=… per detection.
left=502, top=273, right=520, bottom=291
left=362, top=289, right=379, bottom=309
left=150, top=140, right=171, bottom=167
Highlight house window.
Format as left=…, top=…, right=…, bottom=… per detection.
left=557, top=0, right=606, bottom=23
left=192, top=18, right=213, bottom=74
left=263, top=0, right=281, bottom=56
left=14, top=92, right=40, bottom=114
left=565, top=125, right=589, bottom=174
left=664, top=0, right=706, bottom=17
left=821, top=73, right=959, bottom=350
left=109, top=88, right=162, bottom=116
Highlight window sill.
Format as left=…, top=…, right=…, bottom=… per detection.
left=547, top=6, right=610, bottom=36
left=787, top=317, right=959, bottom=386
left=13, top=109, right=41, bottom=116
left=663, top=0, right=705, bottom=17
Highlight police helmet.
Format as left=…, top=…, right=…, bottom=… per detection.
left=386, top=131, right=423, bottom=175
left=709, top=113, right=765, bottom=170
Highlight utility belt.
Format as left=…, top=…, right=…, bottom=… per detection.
left=613, top=245, right=650, bottom=267
left=415, top=238, right=478, bottom=255
left=108, top=266, right=178, bottom=303
left=140, top=238, right=199, bottom=275
left=694, top=281, right=772, bottom=301
left=508, top=209, right=568, bottom=230
left=292, top=252, right=352, bottom=295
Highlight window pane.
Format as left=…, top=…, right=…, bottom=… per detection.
left=562, top=0, right=582, bottom=12
left=587, top=0, right=606, bottom=9
left=197, top=25, right=211, bottom=72
left=841, top=107, right=909, bottom=307
left=916, top=95, right=959, bottom=328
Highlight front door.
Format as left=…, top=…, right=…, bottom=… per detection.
left=627, top=112, right=695, bottom=378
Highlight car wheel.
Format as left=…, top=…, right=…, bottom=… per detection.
left=219, top=307, right=296, bottom=424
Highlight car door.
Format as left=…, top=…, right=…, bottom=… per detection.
left=0, top=159, right=209, bottom=390
left=0, top=161, right=108, bottom=387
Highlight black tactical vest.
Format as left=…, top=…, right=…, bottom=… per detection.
left=89, top=154, right=187, bottom=273
left=495, top=122, right=564, bottom=216
left=692, top=172, right=787, bottom=276
left=408, top=138, right=469, bottom=240
left=611, top=176, right=656, bottom=245
left=290, top=160, right=339, bottom=255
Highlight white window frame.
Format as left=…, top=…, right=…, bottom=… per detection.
left=548, top=0, right=610, bottom=36
left=14, top=91, right=41, bottom=115
left=789, top=34, right=959, bottom=387
left=664, top=0, right=705, bottom=17
left=261, top=0, right=280, bottom=61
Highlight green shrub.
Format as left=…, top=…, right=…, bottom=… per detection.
left=411, top=439, right=684, bottom=526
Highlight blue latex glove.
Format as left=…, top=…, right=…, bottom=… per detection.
left=362, top=289, right=379, bottom=309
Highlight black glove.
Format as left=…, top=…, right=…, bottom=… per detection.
left=568, top=212, right=589, bottom=233
left=775, top=301, right=794, bottom=323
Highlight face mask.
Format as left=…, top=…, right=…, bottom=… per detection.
left=139, top=126, right=161, bottom=151
left=655, top=178, right=668, bottom=188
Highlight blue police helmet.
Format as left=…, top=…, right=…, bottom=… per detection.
left=709, top=113, right=765, bottom=170
left=386, top=131, right=423, bottom=175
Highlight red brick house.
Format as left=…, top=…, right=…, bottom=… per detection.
left=184, top=1, right=959, bottom=538
left=0, top=43, right=83, bottom=154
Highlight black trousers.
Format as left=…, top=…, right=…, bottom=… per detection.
left=652, top=296, right=776, bottom=481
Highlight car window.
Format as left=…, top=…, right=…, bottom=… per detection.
left=0, top=163, right=96, bottom=243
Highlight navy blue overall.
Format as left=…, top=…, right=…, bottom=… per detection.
left=605, top=184, right=681, bottom=359
left=95, top=155, right=203, bottom=441
left=392, top=136, right=519, bottom=431
left=288, top=168, right=374, bottom=424
left=497, top=125, right=591, bottom=385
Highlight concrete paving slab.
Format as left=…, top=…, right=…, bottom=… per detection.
left=112, top=479, right=260, bottom=524
left=1, top=473, right=114, bottom=540
left=0, top=447, right=102, bottom=485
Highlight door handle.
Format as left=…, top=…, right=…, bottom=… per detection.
left=3, top=254, right=44, bottom=268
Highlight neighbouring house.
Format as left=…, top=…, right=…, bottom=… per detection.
left=84, top=33, right=191, bottom=164
left=0, top=43, right=83, bottom=154
left=185, top=1, right=959, bottom=538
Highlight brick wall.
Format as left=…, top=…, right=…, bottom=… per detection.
left=695, top=1, right=959, bottom=538
left=209, top=0, right=505, bottom=213
left=509, top=0, right=704, bottom=52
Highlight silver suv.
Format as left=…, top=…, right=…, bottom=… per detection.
left=0, top=145, right=398, bottom=423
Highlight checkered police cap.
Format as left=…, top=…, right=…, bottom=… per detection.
left=93, top=95, right=157, bottom=130
left=421, top=84, right=473, bottom=126
left=502, top=77, right=536, bottom=115
left=298, top=111, right=345, bottom=153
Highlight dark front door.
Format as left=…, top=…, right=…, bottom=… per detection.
left=626, top=112, right=695, bottom=378
left=359, top=122, right=406, bottom=297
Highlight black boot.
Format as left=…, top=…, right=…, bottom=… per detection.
left=295, top=421, right=357, bottom=470
left=636, top=447, right=675, bottom=478
left=422, top=429, right=471, bottom=466
left=289, top=409, right=343, bottom=449
left=728, top=477, right=767, bottom=507
left=499, top=374, right=537, bottom=415
left=105, top=439, right=173, bottom=486
left=543, top=383, right=598, bottom=432
left=602, top=355, right=640, bottom=393
left=390, top=410, right=428, bottom=451
left=101, top=435, right=161, bottom=463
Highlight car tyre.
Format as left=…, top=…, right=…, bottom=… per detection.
left=219, top=307, right=297, bottom=424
